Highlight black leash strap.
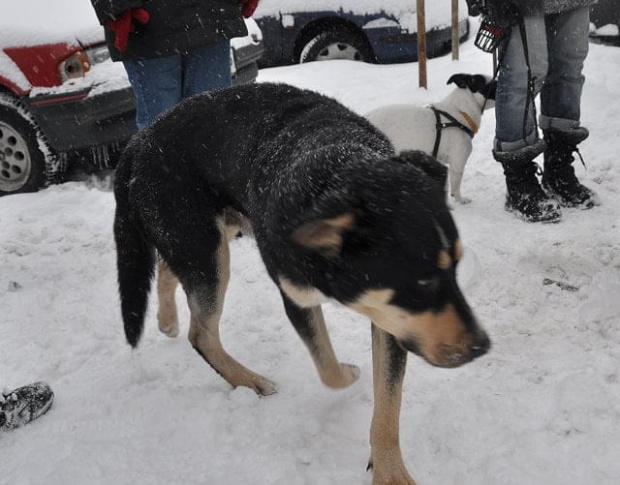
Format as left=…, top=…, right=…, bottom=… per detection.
left=517, top=16, right=538, bottom=142
left=430, top=106, right=475, bottom=159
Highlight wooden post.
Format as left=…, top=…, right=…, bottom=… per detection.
left=417, top=0, right=427, bottom=89
left=452, top=0, right=459, bottom=60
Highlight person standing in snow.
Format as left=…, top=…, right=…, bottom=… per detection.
left=468, top=0, right=599, bottom=222
left=89, top=0, right=259, bottom=130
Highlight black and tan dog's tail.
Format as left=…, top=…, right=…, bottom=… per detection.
left=113, top=155, right=155, bottom=348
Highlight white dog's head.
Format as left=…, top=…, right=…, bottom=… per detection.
left=447, top=73, right=496, bottom=110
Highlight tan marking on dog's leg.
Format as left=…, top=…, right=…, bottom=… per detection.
left=438, top=250, right=452, bottom=270
left=306, top=306, right=360, bottom=388
left=279, top=277, right=328, bottom=308
left=188, top=227, right=276, bottom=396
left=454, top=239, right=464, bottom=261
left=369, top=325, right=416, bottom=485
left=157, top=260, right=180, bottom=338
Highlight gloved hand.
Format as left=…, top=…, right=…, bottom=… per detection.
left=481, top=0, right=521, bottom=27
left=107, top=7, right=150, bottom=52
left=238, top=0, right=259, bottom=18
left=466, top=0, right=481, bottom=16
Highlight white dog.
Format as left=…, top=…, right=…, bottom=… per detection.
left=366, top=74, right=495, bottom=204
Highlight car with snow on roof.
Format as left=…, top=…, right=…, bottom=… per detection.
left=253, top=0, right=469, bottom=66
left=589, top=0, right=620, bottom=46
left=0, top=1, right=263, bottom=196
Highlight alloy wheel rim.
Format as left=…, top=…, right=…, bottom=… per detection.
left=316, top=42, right=362, bottom=61
left=0, top=121, right=32, bottom=192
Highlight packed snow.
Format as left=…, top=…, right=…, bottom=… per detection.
left=1, top=35, right=620, bottom=485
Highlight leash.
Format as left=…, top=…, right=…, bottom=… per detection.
left=480, top=12, right=537, bottom=143
left=430, top=106, right=476, bottom=158
left=517, top=16, right=538, bottom=142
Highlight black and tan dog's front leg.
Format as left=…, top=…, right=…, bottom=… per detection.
left=369, top=324, right=416, bottom=485
left=281, top=292, right=359, bottom=389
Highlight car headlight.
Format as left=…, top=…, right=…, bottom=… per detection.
left=59, top=51, right=90, bottom=82
left=85, top=44, right=111, bottom=65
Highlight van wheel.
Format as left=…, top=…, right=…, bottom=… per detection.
left=0, top=96, right=55, bottom=196
left=300, top=30, right=374, bottom=63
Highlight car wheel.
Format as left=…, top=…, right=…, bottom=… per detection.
left=299, top=30, right=374, bottom=63
left=0, top=95, right=52, bottom=196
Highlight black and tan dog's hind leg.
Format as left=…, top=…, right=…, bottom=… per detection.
left=162, top=215, right=276, bottom=396
left=157, top=260, right=180, bottom=338
left=156, top=209, right=247, bottom=340
left=280, top=293, right=360, bottom=389
left=368, top=324, right=416, bottom=485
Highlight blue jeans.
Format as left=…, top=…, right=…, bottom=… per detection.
left=124, top=41, right=232, bottom=130
left=494, top=7, right=590, bottom=152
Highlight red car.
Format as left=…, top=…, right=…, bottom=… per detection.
left=0, top=0, right=263, bottom=196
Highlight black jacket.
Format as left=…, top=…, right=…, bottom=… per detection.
left=91, top=0, right=247, bottom=62
left=467, top=0, right=543, bottom=25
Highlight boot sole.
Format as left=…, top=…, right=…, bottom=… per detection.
left=505, top=203, right=562, bottom=223
left=542, top=184, right=601, bottom=210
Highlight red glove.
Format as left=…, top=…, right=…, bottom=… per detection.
left=239, top=0, right=259, bottom=18
left=108, top=8, right=150, bottom=52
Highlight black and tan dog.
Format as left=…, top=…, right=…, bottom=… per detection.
left=114, top=83, right=490, bottom=485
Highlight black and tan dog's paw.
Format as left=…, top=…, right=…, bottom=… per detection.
left=321, top=363, right=360, bottom=389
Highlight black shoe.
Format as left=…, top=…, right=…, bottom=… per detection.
left=0, top=382, right=54, bottom=430
left=494, top=143, right=562, bottom=223
left=542, top=128, right=600, bottom=209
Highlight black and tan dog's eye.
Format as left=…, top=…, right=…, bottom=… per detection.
left=416, top=278, right=440, bottom=291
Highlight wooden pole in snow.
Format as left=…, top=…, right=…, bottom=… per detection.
left=417, top=0, right=427, bottom=89
left=452, top=0, right=459, bottom=60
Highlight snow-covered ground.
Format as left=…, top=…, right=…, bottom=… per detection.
left=1, top=37, right=619, bottom=485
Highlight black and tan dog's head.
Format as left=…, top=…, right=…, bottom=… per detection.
left=448, top=73, right=496, bottom=109
left=289, top=150, right=490, bottom=368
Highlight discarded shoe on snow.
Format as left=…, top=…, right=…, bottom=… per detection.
left=0, top=381, right=54, bottom=431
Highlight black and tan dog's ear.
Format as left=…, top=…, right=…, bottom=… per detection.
left=292, top=213, right=356, bottom=254
left=397, top=150, right=448, bottom=189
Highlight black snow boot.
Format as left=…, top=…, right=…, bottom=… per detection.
left=542, top=128, right=600, bottom=208
left=494, top=142, right=562, bottom=223
left=0, top=382, right=54, bottom=431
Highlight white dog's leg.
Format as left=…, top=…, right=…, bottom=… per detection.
left=449, top=155, right=471, bottom=205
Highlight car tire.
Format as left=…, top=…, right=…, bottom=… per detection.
left=299, top=30, right=374, bottom=63
left=0, top=95, right=54, bottom=196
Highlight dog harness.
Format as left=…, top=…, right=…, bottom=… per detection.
left=430, top=106, right=476, bottom=159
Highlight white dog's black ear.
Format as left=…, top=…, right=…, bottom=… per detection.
left=448, top=73, right=487, bottom=94
left=396, top=150, right=448, bottom=189
left=447, top=73, right=471, bottom=89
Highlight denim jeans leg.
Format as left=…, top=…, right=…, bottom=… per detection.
left=539, top=7, right=589, bottom=131
left=123, top=56, right=183, bottom=130
left=495, top=15, right=548, bottom=152
left=183, top=41, right=232, bottom=97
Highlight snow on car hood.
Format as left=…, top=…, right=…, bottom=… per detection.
left=0, top=0, right=104, bottom=92
left=1, top=0, right=103, bottom=49
left=254, top=0, right=469, bottom=33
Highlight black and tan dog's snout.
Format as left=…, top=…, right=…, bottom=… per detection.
left=350, top=289, right=490, bottom=369
left=406, top=301, right=490, bottom=368
left=399, top=327, right=490, bottom=368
